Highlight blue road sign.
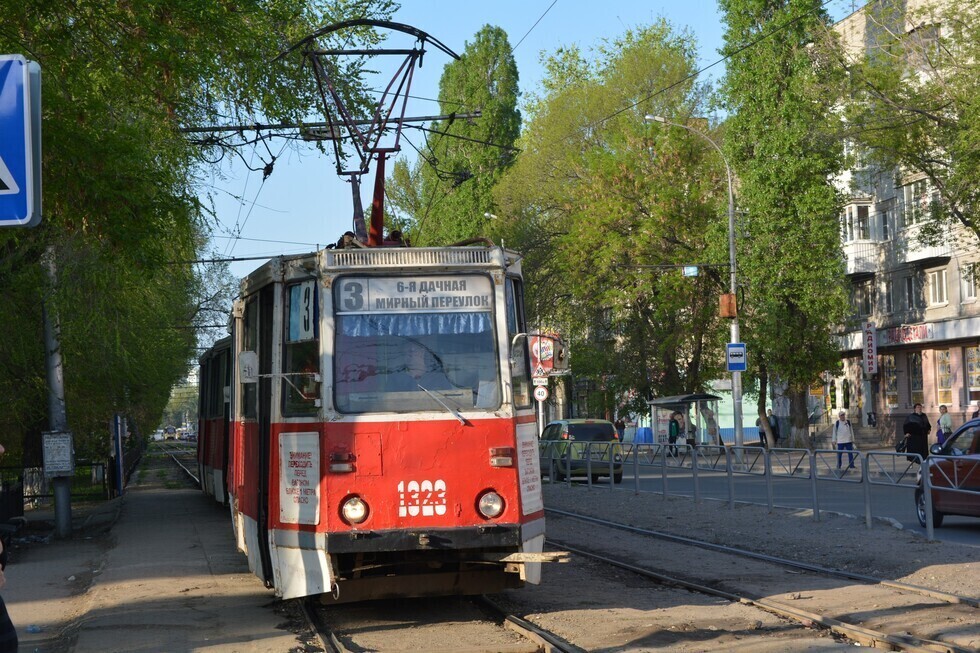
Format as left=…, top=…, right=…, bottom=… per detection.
left=0, top=55, right=36, bottom=226
left=726, top=343, right=747, bottom=372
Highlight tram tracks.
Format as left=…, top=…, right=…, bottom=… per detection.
left=301, top=594, right=584, bottom=653
left=546, top=508, right=979, bottom=652
left=159, top=442, right=200, bottom=486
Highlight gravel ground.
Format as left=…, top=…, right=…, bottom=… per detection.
left=540, top=484, right=980, bottom=600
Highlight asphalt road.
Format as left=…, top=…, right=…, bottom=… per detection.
left=545, top=456, right=980, bottom=548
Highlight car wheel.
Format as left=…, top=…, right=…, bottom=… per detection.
left=613, top=471, right=623, bottom=484
left=915, top=487, right=944, bottom=528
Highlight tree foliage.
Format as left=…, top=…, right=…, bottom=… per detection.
left=494, top=23, right=728, bottom=417
left=0, top=0, right=394, bottom=460
left=386, top=25, right=520, bottom=245
left=719, top=0, right=849, bottom=437
left=836, top=0, right=980, bottom=244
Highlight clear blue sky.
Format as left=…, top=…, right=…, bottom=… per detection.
left=201, top=0, right=855, bottom=279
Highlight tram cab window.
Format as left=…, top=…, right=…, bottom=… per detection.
left=282, top=280, right=320, bottom=416
left=506, top=278, right=532, bottom=408
left=333, top=274, right=501, bottom=414
left=241, top=298, right=258, bottom=420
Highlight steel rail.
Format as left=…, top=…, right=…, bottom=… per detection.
left=546, top=507, right=980, bottom=608
left=475, top=595, right=586, bottom=653
left=161, top=444, right=200, bottom=487
left=550, top=538, right=972, bottom=653
left=301, top=597, right=351, bottom=653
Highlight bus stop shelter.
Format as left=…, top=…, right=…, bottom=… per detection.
left=645, top=394, right=723, bottom=446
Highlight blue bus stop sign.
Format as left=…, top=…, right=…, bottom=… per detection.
left=0, top=55, right=39, bottom=227
left=726, top=343, right=747, bottom=372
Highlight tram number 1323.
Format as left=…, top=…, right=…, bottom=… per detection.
left=398, top=480, right=448, bottom=517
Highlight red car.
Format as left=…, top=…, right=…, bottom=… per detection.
left=916, top=419, right=980, bottom=528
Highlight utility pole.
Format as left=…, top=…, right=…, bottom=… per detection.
left=645, top=115, right=744, bottom=446
left=43, top=246, right=73, bottom=538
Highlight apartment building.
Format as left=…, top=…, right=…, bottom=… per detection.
left=832, top=1, right=980, bottom=434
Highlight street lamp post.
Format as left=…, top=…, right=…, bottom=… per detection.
left=645, top=115, right=744, bottom=446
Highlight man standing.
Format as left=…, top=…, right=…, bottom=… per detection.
left=767, top=408, right=780, bottom=446
left=902, top=403, right=931, bottom=462
left=832, top=410, right=856, bottom=469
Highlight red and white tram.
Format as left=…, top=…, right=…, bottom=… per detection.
left=198, top=242, right=549, bottom=602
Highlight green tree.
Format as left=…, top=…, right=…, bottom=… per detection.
left=0, top=0, right=395, bottom=460
left=838, top=0, right=980, bottom=244
left=387, top=25, right=520, bottom=245
left=495, top=23, right=728, bottom=417
left=719, top=0, right=849, bottom=443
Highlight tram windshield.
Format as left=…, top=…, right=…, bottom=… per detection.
left=333, top=274, right=500, bottom=413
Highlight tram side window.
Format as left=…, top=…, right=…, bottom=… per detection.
left=506, top=278, right=532, bottom=408
left=242, top=299, right=258, bottom=420
left=282, top=280, right=320, bottom=416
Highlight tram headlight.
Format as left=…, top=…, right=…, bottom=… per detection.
left=477, top=491, right=505, bottom=519
left=341, top=496, right=369, bottom=524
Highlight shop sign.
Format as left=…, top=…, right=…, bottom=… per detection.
left=862, top=321, right=878, bottom=375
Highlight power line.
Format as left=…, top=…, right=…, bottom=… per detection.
left=595, top=0, right=839, bottom=128
left=514, top=0, right=559, bottom=51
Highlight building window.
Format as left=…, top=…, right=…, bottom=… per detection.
left=882, top=355, right=898, bottom=408
left=928, top=269, right=947, bottom=305
left=936, top=350, right=952, bottom=405
left=905, top=276, right=915, bottom=310
left=902, top=179, right=930, bottom=226
left=908, top=352, right=924, bottom=406
left=967, top=346, right=980, bottom=403
left=880, top=208, right=890, bottom=240
left=883, top=280, right=893, bottom=313
left=962, top=263, right=977, bottom=302
left=856, top=205, right=870, bottom=239
left=852, top=280, right=873, bottom=317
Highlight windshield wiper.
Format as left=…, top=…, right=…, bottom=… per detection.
left=417, top=384, right=469, bottom=425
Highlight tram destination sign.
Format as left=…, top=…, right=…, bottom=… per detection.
left=335, top=275, right=493, bottom=313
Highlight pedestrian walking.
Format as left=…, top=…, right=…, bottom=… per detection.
left=936, top=405, right=952, bottom=445
left=755, top=415, right=768, bottom=448
left=614, top=418, right=626, bottom=440
left=902, top=403, right=931, bottom=463
left=667, top=412, right=681, bottom=455
left=832, top=410, right=856, bottom=469
left=767, top=408, right=780, bottom=446
left=971, top=401, right=979, bottom=420
left=0, top=444, right=16, bottom=653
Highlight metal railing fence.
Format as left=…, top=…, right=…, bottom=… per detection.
left=537, top=441, right=976, bottom=541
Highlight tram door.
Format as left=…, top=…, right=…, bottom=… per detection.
left=256, top=285, right=275, bottom=585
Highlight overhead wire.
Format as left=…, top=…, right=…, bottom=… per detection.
left=593, top=0, right=842, bottom=128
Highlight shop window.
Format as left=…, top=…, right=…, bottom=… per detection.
left=882, top=355, right=898, bottom=408
left=967, top=346, right=980, bottom=403
left=908, top=352, right=924, bottom=406
left=936, top=350, right=952, bottom=405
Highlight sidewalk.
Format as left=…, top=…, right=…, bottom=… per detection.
left=4, top=459, right=304, bottom=652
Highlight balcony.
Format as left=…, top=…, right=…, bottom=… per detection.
left=897, top=223, right=953, bottom=264
left=842, top=240, right=878, bottom=275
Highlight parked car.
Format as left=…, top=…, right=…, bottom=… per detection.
left=915, top=419, right=980, bottom=528
left=539, top=419, right=623, bottom=484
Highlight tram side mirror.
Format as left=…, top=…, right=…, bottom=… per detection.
left=239, top=351, right=258, bottom=384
